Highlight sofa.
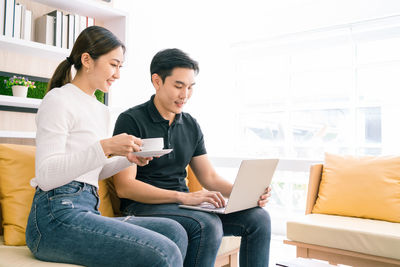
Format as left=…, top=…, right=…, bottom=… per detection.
left=0, top=143, right=240, bottom=267
left=284, top=153, right=400, bottom=267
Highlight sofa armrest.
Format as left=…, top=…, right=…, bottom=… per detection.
left=306, top=164, right=323, bottom=215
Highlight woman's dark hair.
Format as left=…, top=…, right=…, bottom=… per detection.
left=150, top=48, right=199, bottom=82
left=47, top=26, right=125, bottom=91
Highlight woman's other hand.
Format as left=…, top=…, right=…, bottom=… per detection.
left=126, top=154, right=153, bottom=166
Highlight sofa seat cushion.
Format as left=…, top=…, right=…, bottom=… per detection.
left=0, top=235, right=240, bottom=266
left=0, top=236, right=81, bottom=266
left=287, top=213, right=400, bottom=260
left=217, top=236, right=241, bottom=255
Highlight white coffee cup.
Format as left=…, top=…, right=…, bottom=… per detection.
left=141, top=138, right=164, bottom=151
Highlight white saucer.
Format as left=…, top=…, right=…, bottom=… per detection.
left=133, top=149, right=173, bottom=157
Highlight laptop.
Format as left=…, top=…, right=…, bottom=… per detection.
left=179, top=159, right=279, bottom=214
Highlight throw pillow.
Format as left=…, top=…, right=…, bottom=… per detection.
left=98, top=177, right=120, bottom=217
left=312, top=153, right=400, bottom=222
left=0, top=144, right=123, bottom=245
left=0, top=144, right=36, bottom=245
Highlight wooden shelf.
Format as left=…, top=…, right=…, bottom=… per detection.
left=0, top=35, right=69, bottom=62
left=0, top=95, right=41, bottom=113
left=0, top=95, right=42, bottom=109
left=0, top=131, right=36, bottom=139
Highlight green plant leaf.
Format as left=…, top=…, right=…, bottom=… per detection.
left=0, top=76, right=105, bottom=104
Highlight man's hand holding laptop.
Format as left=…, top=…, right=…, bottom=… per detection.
left=258, top=186, right=272, bottom=207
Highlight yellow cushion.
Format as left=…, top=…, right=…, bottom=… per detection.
left=312, top=153, right=400, bottom=222
left=187, top=166, right=203, bottom=192
left=0, top=144, right=118, bottom=246
left=98, top=178, right=120, bottom=217
left=0, top=144, right=36, bottom=245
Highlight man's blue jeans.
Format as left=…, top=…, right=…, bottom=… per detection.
left=124, top=202, right=271, bottom=267
left=25, top=181, right=188, bottom=267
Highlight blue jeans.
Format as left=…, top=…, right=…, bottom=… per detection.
left=25, top=182, right=188, bottom=267
left=124, top=202, right=271, bottom=267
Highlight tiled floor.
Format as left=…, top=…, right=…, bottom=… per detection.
left=269, top=234, right=297, bottom=266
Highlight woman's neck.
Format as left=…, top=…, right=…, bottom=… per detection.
left=71, top=73, right=96, bottom=96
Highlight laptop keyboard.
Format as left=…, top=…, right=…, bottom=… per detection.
left=199, top=202, right=218, bottom=209
left=199, top=202, right=227, bottom=212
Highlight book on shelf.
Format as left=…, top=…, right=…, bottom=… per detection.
left=21, top=8, right=32, bottom=41
left=73, top=14, right=80, bottom=43
left=4, top=0, right=15, bottom=37
left=87, top=17, right=94, bottom=27
left=62, top=14, right=68, bottom=49
left=35, top=15, right=55, bottom=46
left=20, top=4, right=26, bottom=38
left=67, top=14, right=74, bottom=49
left=79, top=15, right=86, bottom=35
left=13, top=3, right=21, bottom=38
left=47, top=10, right=62, bottom=47
left=1, top=2, right=99, bottom=48
left=0, top=0, right=5, bottom=35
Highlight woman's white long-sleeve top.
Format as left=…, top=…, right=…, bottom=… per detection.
left=31, top=83, right=132, bottom=191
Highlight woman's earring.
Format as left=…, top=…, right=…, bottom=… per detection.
left=86, top=68, right=89, bottom=73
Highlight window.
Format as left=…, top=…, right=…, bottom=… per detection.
left=231, top=16, right=400, bottom=160
left=212, top=16, right=400, bottom=234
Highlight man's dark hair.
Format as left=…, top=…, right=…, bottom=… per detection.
left=150, top=48, right=199, bottom=82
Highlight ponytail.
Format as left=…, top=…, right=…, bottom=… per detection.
left=47, top=59, right=73, bottom=92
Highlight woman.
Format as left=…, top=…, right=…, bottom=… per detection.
left=25, top=26, right=187, bottom=267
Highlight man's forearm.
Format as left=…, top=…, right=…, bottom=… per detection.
left=118, top=179, right=182, bottom=204
left=203, top=174, right=233, bottom=198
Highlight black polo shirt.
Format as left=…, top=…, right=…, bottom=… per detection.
left=113, top=95, right=207, bottom=200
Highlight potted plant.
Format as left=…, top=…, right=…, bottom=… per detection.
left=4, top=76, right=36, bottom=98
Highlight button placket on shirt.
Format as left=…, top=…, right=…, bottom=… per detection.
left=166, top=122, right=174, bottom=159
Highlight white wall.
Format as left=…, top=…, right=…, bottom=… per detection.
left=111, top=0, right=400, bottom=153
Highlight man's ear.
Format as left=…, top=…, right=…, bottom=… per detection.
left=151, top=73, right=162, bottom=90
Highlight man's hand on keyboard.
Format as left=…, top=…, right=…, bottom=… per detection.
left=177, top=190, right=226, bottom=208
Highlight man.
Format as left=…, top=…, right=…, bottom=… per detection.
left=113, top=48, right=272, bottom=267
